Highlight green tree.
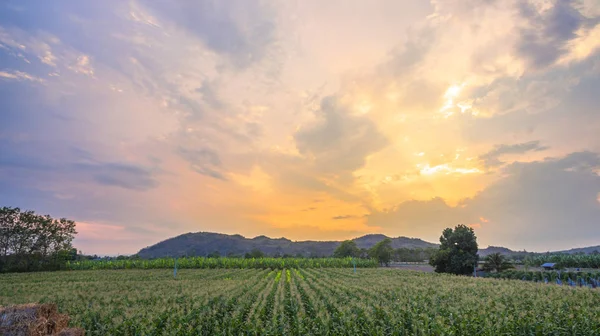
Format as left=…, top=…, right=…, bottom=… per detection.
left=429, top=224, right=478, bottom=275
left=244, top=248, right=265, bottom=259
left=369, top=238, right=393, bottom=266
left=333, top=240, right=360, bottom=258
left=0, top=206, right=77, bottom=272
left=482, top=252, right=514, bottom=273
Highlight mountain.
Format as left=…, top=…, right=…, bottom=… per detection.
left=477, top=245, right=600, bottom=256
left=478, top=246, right=515, bottom=257
left=137, top=232, right=438, bottom=259
left=555, top=245, right=600, bottom=254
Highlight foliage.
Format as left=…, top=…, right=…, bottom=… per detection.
left=487, top=269, right=600, bottom=287
left=482, top=252, right=514, bottom=273
left=393, top=247, right=437, bottom=262
left=369, top=238, right=393, bottom=266
left=333, top=240, right=360, bottom=258
left=65, top=257, right=378, bottom=270
left=0, top=206, right=77, bottom=273
left=429, top=224, right=478, bottom=275
left=244, top=249, right=265, bottom=259
left=2, top=268, right=600, bottom=335
left=524, top=253, right=600, bottom=269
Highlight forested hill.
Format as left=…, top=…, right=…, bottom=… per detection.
left=137, top=232, right=438, bottom=258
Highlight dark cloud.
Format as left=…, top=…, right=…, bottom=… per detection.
left=178, top=147, right=227, bottom=180
left=196, top=80, right=226, bottom=111
left=332, top=215, right=359, bottom=220
left=143, top=0, right=276, bottom=69
left=379, top=24, right=436, bottom=77
left=294, top=96, right=388, bottom=175
left=368, top=152, right=600, bottom=250
left=77, top=162, right=158, bottom=191
left=516, top=0, right=584, bottom=70
left=479, top=141, right=548, bottom=168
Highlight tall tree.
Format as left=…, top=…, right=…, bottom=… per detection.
left=429, top=224, right=479, bottom=275
left=0, top=206, right=77, bottom=272
left=482, top=252, right=514, bottom=273
left=333, top=240, right=360, bottom=258
left=369, top=238, right=393, bottom=266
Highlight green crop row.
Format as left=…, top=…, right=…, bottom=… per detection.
left=487, top=270, right=600, bottom=287
left=2, top=268, right=600, bottom=335
left=65, top=257, right=378, bottom=270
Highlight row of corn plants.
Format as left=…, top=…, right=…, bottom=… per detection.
left=486, top=269, right=600, bottom=287
left=2, top=268, right=600, bottom=334
left=65, top=257, right=378, bottom=270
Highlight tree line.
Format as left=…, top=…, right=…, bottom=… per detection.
left=332, top=239, right=438, bottom=266
left=0, top=206, right=77, bottom=272
left=1, top=205, right=516, bottom=275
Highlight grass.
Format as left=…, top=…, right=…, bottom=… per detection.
left=1, top=268, right=600, bottom=335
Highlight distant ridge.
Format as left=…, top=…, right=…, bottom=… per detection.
left=555, top=245, right=600, bottom=254
left=136, top=231, right=600, bottom=259
left=137, top=232, right=438, bottom=258
left=478, top=246, right=515, bottom=257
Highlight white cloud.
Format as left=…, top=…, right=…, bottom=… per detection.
left=0, top=70, right=44, bottom=83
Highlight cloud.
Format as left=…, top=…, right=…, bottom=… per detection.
left=178, top=147, right=228, bottom=180
left=1, top=0, right=600, bottom=254
left=479, top=141, right=549, bottom=168
left=516, top=0, right=585, bottom=70
left=294, top=96, right=389, bottom=176
left=142, top=0, right=277, bottom=69
left=332, top=215, right=359, bottom=220
left=87, top=163, right=158, bottom=191
left=0, top=70, right=44, bottom=83
left=368, top=151, right=600, bottom=250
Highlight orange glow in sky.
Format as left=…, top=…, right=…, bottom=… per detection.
left=1, top=1, right=600, bottom=254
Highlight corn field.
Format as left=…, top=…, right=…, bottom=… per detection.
left=65, top=257, right=377, bottom=270
left=2, top=268, right=600, bottom=335
left=487, top=270, right=600, bottom=287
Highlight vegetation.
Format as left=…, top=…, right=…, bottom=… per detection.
left=429, top=224, right=479, bottom=275
left=137, top=232, right=437, bottom=259
left=487, top=269, right=600, bottom=287
left=392, top=247, right=437, bottom=263
left=524, top=253, right=600, bottom=269
left=0, top=207, right=77, bottom=273
left=368, top=238, right=394, bottom=266
left=2, top=268, right=600, bottom=335
left=65, top=256, right=378, bottom=270
left=332, top=240, right=360, bottom=258
left=482, top=252, right=514, bottom=273
left=244, top=249, right=265, bottom=259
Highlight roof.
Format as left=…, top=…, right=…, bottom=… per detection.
left=541, top=263, right=556, bottom=267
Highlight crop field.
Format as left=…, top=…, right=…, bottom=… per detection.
left=65, top=256, right=378, bottom=270
left=487, top=270, right=600, bottom=287
left=2, top=269, right=600, bottom=335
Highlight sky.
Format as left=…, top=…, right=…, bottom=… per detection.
left=0, top=0, right=599, bottom=255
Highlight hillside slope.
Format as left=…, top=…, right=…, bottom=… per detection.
left=137, top=232, right=438, bottom=258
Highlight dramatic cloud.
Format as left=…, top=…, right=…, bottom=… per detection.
left=1, top=0, right=599, bottom=254
left=479, top=141, right=549, bottom=168
left=295, top=96, right=389, bottom=177
left=143, top=1, right=277, bottom=69
left=516, top=0, right=584, bottom=70
left=368, top=152, right=600, bottom=251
